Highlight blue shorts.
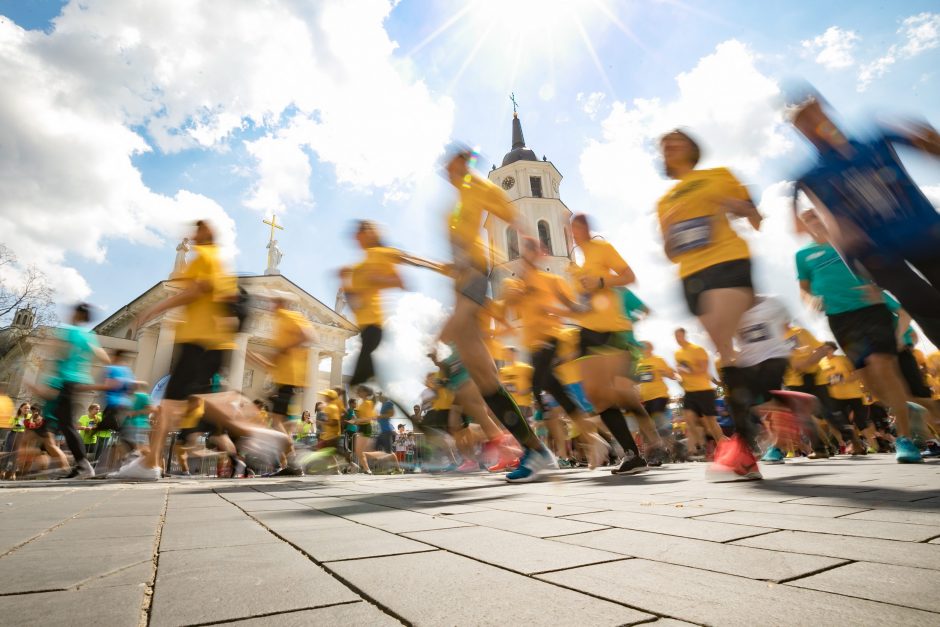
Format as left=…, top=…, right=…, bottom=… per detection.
left=565, top=382, right=595, bottom=415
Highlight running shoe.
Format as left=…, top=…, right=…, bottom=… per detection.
left=487, top=456, right=519, bottom=472
left=271, top=465, right=304, bottom=477
left=807, top=449, right=829, bottom=459
left=922, top=440, right=940, bottom=458
left=895, top=437, right=924, bottom=464
left=456, top=459, right=479, bottom=473
left=611, top=453, right=648, bottom=475
left=707, top=436, right=762, bottom=482
left=645, top=447, right=666, bottom=468
left=111, top=457, right=161, bottom=481
left=505, top=447, right=553, bottom=483
left=760, top=447, right=785, bottom=464
left=240, top=429, right=288, bottom=466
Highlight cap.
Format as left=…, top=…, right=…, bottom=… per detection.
left=319, top=389, right=338, bottom=400
left=780, top=79, right=827, bottom=120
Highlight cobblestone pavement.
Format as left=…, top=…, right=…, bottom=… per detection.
left=0, top=455, right=938, bottom=626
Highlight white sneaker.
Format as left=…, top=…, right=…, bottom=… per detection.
left=240, top=429, right=288, bottom=466
left=234, top=459, right=247, bottom=478
left=77, top=459, right=95, bottom=479
left=111, top=457, right=161, bottom=481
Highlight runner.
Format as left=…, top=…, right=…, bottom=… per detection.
left=884, top=297, right=940, bottom=435
left=566, top=213, right=649, bottom=475
left=674, top=328, right=727, bottom=457
left=786, top=84, right=940, bottom=345
left=795, top=208, right=922, bottom=462
left=437, top=144, right=552, bottom=482
left=657, top=128, right=765, bottom=479
left=818, top=342, right=871, bottom=454
left=636, top=342, right=679, bottom=459
left=115, top=220, right=292, bottom=480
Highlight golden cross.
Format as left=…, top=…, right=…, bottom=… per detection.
left=263, top=214, right=284, bottom=243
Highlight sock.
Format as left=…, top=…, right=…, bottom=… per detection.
left=599, top=408, right=640, bottom=458
left=482, top=387, right=538, bottom=450
left=719, top=366, right=757, bottom=449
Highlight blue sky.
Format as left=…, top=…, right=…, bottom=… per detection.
left=2, top=0, right=939, bottom=391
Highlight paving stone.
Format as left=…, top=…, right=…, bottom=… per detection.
left=470, top=498, right=612, bottom=518
left=447, top=509, right=607, bottom=537
left=163, top=503, right=248, bottom=524
left=788, top=561, right=940, bottom=612
left=841, top=508, right=940, bottom=525
left=0, top=584, right=144, bottom=627
left=565, top=509, right=768, bottom=542
left=344, top=494, right=489, bottom=515
left=251, top=507, right=352, bottom=530
left=160, top=517, right=280, bottom=551
left=553, top=527, right=846, bottom=581
left=571, top=499, right=731, bottom=518
left=41, top=514, right=161, bottom=542
left=537, top=558, right=939, bottom=626
left=734, top=529, right=940, bottom=570
left=328, top=550, right=652, bottom=626
left=405, top=526, right=625, bottom=574
left=0, top=537, right=153, bottom=593
left=275, top=518, right=436, bottom=562
left=670, top=497, right=867, bottom=518
left=150, top=542, right=359, bottom=626
left=217, top=601, right=403, bottom=626
left=310, top=501, right=472, bottom=533
left=698, top=510, right=940, bottom=541
left=233, top=498, right=314, bottom=512
left=783, top=496, right=940, bottom=511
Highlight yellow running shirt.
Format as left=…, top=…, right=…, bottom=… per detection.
left=480, top=300, right=507, bottom=361
left=502, top=272, right=570, bottom=350
left=636, top=356, right=671, bottom=402
left=657, top=167, right=752, bottom=279
left=0, top=395, right=13, bottom=429
left=821, top=355, right=863, bottom=400
left=570, top=240, right=632, bottom=333
left=782, top=327, right=824, bottom=387
left=174, top=244, right=237, bottom=350
left=347, top=246, right=403, bottom=328
left=449, top=175, right=517, bottom=270
left=499, top=361, right=534, bottom=408
left=554, top=327, right=582, bottom=386
left=674, top=343, right=712, bottom=392
left=320, top=400, right=342, bottom=440
left=271, top=308, right=311, bottom=387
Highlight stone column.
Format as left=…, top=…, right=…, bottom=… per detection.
left=150, top=320, right=176, bottom=384
left=134, top=327, right=159, bottom=385
left=227, top=334, right=249, bottom=392
left=301, top=349, right=321, bottom=412
left=330, top=351, right=344, bottom=387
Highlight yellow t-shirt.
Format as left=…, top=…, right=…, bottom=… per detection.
left=0, top=395, right=14, bottom=429
left=674, top=344, right=712, bottom=392
left=357, top=399, right=376, bottom=420
left=927, top=351, right=940, bottom=377
left=821, top=355, right=863, bottom=400
left=570, top=240, right=632, bottom=333
left=173, top=244, right=237, bottom=350
left=554, top=327, right=582, bottom=385
left=657, top=167, right=752, bottom=279
left=320, top=401, right=342, bottom=440
left=178, top=399, right=206, bottom=430
left=347, top=246, right=403, bottom=328
left=499, top=362, right=534, bottom=407
left=782, top=327, right=824, bottom=387
left=502, top=271, right=569, bottom=350
left=449, top=175, right=516, bottom=270
left=913, top=348, right=927, bottom=372
left=929, top=374, right=940, bottom=400
left=636, top=356, right=671, bottom=402
left=432, top=373, right=454, bottom=411
left=271, top=308, right=310, bottom=387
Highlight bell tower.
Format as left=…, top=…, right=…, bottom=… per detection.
left=484, top=107, right=573, bottom=296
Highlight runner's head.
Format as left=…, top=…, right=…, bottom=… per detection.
left=520, top=236, right=543, bottom=265
left=797, top=209, right=830, bottom=244
left=660, top=129, right=701, bottom=179
left=193, top=219, right=215, bottom=245
left=782, top=80, right=838, bottom=150
left=571, top=213, right=591, bottom=246
left=354, top=220, right=383, bottom=250
left=71, top=302, right=92, bottom=325
left=674, top=327, right=688, bottom=346
left=356, top=385, right=373, bottom=400
left=441, top=142, right=476, bottom=186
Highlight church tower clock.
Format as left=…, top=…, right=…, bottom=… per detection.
left=484, top=108, right=573, bottom=297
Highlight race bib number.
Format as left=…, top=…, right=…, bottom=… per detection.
left=740, top=323, right=770, bottom=344
left=667, top=217, right=712, bottom=254
left=505, top=383, right=517, bottom=393
left=830, top=374, right=844, bottom=385
left=637, top=371, right=654, bottom=383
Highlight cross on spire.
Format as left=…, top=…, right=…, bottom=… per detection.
left=510, top=92, right=519, bottom=115
left=263, top=214, right=284, bottom=243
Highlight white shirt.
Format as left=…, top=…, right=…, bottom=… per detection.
left=734, top=296, right=791, bottom=367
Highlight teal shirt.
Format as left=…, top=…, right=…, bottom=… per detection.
left=619, top=288, right=648, bottom=323
left=127, top=392, right=151, bottom=429
left=884, top=294, right=914, bottom=346
left=56, top=325, right=100, bottom=385
left=795, top=243, right=884, bottom=315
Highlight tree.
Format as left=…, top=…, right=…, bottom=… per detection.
left=0, top=244, right=56, bottom=341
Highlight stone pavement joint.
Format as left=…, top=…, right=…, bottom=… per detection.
left=139, top=487, right=168, bottom=627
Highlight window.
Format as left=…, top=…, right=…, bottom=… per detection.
left=506, top=227, right=520, bottom=260
left=530, top=176, right=543, bottom=198
left=537, top=221, right=553, bottom=255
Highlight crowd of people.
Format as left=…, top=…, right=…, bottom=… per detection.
left=1, top=82, right=939, bottom=483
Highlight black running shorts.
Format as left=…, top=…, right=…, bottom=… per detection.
left=164, top=344, right=226, bottom=401
left=682, top=389, right=718, bottom=418
left=827, top=304, right=896, bottom=369
left=682, top=259, right=753, bottom=316
left=898, top=348, right=932, bottom=398
left=270, top=384, right=298, bottom=417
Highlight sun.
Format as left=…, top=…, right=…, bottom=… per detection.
left=405, top=0, right=641, bottom=99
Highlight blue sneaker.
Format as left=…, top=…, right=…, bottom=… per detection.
left=506, top=447, right=552, bottom=483
left=895, top=437, right=924, bottom=464
left=760, top=447, right=785, bottom=464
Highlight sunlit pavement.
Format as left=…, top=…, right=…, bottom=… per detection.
left=1, top=455, right=938, bottom=626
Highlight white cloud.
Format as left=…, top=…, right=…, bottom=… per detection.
left=577, top=91, right=607, bottom=120
left=801, top=26, right=859, bottom=70
left=858, top=12, right=940, bottom=91
left=0, top=0, right=453, bottom=302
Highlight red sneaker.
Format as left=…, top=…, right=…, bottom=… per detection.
left=707, top=436, right=762, bottom=482
left=456, top=460, right=479, bottom=473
